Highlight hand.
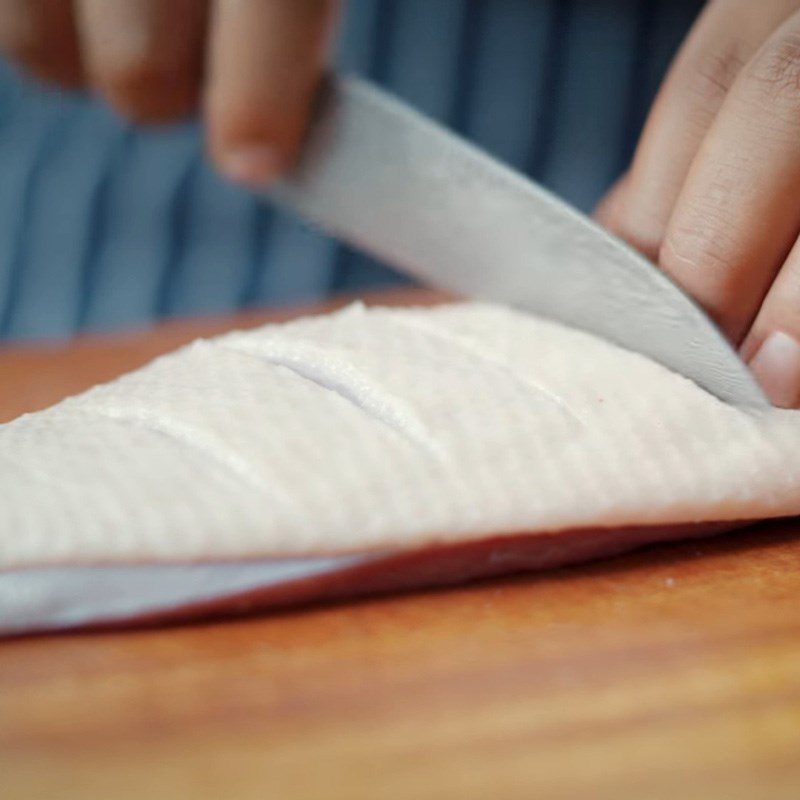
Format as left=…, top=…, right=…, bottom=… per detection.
left=596, top=0, right=800, bottom=407
left=0, top=0, right=339, bottom=186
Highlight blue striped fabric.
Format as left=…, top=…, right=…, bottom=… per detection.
left=0, top=0, right=703, bottom=341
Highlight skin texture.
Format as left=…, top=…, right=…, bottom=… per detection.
left=595, top=0, right=800, bottom=407
left=3, top=0, right=800, bottom=405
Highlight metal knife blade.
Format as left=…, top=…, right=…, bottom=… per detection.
left=267, top=75, right=767, bottom=407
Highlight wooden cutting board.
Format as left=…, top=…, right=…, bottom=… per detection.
left=1, top=290, right=799, bottom=800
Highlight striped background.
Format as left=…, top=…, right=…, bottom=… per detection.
left=0, top=0, right=702, bottom=341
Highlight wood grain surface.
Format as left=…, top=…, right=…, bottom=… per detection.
left=1, top=291, right=799, bottom=799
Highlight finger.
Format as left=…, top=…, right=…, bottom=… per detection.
left=740, top=238, right=800, bottom=407
left=604, top=0, right=800, bottom=259
left=659, top=11, right=800, bottom=343
left=205, top=0, right=339, bottom=187
left=75, top=0, right=207, bottom=123
left=593, top=172, right=629, bottom=231
left=0, top=0, right=83, bottom=86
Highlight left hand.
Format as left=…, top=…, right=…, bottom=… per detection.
left=0, top=0, right=340, bottom=187
left=596, top=0, right=800, bottom=407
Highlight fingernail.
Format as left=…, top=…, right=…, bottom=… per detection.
left=747, top=331, right=800, bottom=408
left=219, top=144, right=282, bottom=188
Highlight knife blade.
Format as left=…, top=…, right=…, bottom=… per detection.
left=266, top=75, right=767, bottom=407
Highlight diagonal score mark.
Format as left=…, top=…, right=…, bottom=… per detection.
left=214, top=338, right=445, bottom=459
left=68, top=404, right=275, bottom=497
left=385, top=312, right=589, bottom=428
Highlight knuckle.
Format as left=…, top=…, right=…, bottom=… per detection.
left=687, top=46, right=747, bottom=105
left=747, top=30, right=800, bottom=102
left=660, top=216, right=736, bottom=277
left=659, top=201, right=742, bottom=290
left=659, top=217, right=749, bottom=334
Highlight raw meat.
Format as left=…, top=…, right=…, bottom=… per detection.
left=2, top=302, right=799, bottom=634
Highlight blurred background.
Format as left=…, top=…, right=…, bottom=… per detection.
left=0, top=0, right=703, bottom=343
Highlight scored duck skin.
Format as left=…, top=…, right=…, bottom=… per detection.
left=2, top=303, right=798, bottom=633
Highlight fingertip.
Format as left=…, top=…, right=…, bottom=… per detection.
left=215, top=142, right=285, bottom=189
left=205, top=0, right=335, bottom=188
left=205, top=93, right=307, bottom=187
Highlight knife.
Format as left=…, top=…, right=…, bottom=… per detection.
left=266, top=75, right=767, bottom=407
